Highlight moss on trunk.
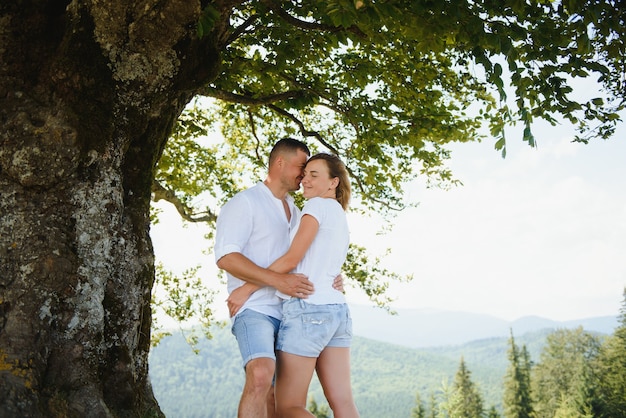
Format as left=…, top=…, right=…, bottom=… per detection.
left=0, top=1, right=221, bottom=416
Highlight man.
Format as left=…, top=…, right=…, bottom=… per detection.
left=215, top=137, right=328, bottom=418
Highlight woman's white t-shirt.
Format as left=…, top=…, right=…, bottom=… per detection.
left=279, top=197, right=349, bottom=305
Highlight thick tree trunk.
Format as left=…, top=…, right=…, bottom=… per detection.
left=0, top=1, right=220, bottom=416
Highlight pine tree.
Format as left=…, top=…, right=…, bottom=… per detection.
left=531, top=327, right=601, bottom=418
left=553, top=393, right=594, bottom=418
left=503, top=331, right=534, bottom=418
left=412, top=391, right=427, bottom=418
left=487, top=405, right=502, bottom=418
left=428, top=392, right=439, bottom=418
left=447, top=357, right=484, bottom=418
left=595, top=288, right=626, bottom=417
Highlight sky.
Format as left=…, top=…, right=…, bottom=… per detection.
left=151, top=113, right=625, bottom=323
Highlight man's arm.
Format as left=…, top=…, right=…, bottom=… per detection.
left=217, top=252, right=314, bottom=297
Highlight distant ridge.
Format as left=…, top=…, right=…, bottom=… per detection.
left=349, top=304, right=618, bottom=348
left=149, top=310, right=619, bottom=417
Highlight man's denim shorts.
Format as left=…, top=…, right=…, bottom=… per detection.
left=276, top=299, right=352, bottom=357
left=231, top=308, right=281, bottom=368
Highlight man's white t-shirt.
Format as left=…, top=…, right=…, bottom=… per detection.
left=214, top=182, right=300, bottom=319
left=279, top=197, right=349, bottom=305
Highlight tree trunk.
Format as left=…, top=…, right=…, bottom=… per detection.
left=0, top=1, right=220, bottom=416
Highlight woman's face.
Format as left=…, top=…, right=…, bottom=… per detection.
left=301, top=159, right=337, bottom=200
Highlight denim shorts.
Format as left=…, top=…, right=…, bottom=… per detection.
left=231, top=308, right=281, bottom=367
left=276, top=299, right=352, bottom=357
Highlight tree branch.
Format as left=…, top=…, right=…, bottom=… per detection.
left=151, top=180, right=217, bottom=223
left=247, top=109, right=264, bottom=164
left=265, top=104, right=403, bottom=211
left=225, top=13, right=260, bottom=45
left=262, top=0, right=367, bottom=39
left=201, top=55, right=362, bottom=137
left=199, top=86, right=305, bottom=105
left=266, top=103, right=339, bottom=154
left=268, top=70, right=363, bottom=136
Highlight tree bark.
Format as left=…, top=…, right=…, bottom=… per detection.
left=0, top=1, right=221, bottom=416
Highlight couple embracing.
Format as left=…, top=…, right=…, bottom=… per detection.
left=215, top=138, right=359, bottom=418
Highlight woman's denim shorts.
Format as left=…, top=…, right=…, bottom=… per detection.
left=276, top=299, right=352, bottom=357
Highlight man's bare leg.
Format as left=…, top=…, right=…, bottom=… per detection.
left=266, top=384, right=277, bottom=418
left=238, top=357, right=276, bottom=418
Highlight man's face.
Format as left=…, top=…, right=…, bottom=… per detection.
left=281, top=149, right=309, bottom=192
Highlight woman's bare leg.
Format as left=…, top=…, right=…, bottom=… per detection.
left=316, top=347, right=359, bottom=418
left=275, top=351, right=317, bottom=418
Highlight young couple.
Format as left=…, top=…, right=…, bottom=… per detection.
left=215, top=138, right=359, bottom=418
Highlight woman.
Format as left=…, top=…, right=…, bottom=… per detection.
left=228, top=153, right=359, bottom=418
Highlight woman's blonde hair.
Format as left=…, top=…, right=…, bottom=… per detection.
left=307, top=153, right=351, bottom=210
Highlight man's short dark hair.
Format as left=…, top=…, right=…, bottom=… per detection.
left=268, top=138, right=310, bottom=166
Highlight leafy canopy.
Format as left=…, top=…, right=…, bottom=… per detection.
left=151, top=0, right=625, bottom=334
left=160, top=0, right=624, bottom=213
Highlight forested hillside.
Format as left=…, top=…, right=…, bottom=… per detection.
left=149, top=326, right=551, bottom=417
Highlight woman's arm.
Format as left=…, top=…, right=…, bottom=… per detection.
left=268, top=214, right=319, bottom=273
left=226, top=214, right=319, bottom=316
left=227, top=282, right=260, bottom=317
left=275, top=212, right=344, bottom=291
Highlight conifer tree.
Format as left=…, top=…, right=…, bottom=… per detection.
left=553, top=393, right=594, bottom=418
left=503, top=331, right=534, bottom=418
left=412, top=391, right=427, bottom=418
left=487, top=405, right=502, bottom=418
left=595, top=288, right=626, bottom=417
left=531, top=328, right=601, bottom=418
left=447, top=357, right=484, bottom=418
left=427, top=392, right=439, bottom=418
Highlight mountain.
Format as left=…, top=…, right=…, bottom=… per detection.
left=148, top=308, right=618, bottom=417
left=149, top=327, right=527, bottom=418
left=349, top=304, right=617, bottom=347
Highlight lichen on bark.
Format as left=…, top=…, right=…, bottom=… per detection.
left=1, top=1, right=222, bottom=416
